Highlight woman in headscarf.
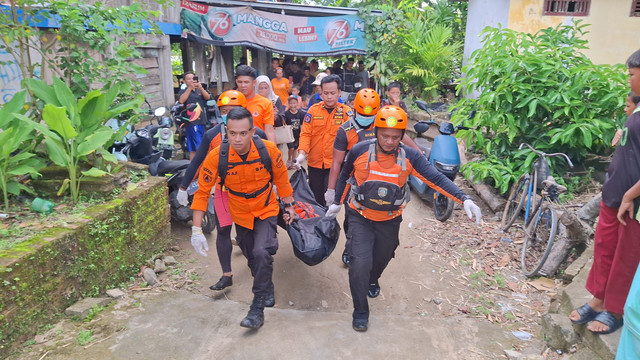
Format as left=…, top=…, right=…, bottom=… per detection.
left=256, top=75, right=286, bottom=127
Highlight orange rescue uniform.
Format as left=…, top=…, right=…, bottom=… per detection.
left=246, top=94, right=274, bottom=131
left=271, top=78, right=290, bottom=104
left=299, top=102, right=353, bottom=169
left=191, top=139, right=293, bottom=230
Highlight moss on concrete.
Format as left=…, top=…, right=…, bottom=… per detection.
left=0, top=176, right=170, bottom=357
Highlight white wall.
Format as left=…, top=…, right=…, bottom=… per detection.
left=463, top=0, right=511, bottom=67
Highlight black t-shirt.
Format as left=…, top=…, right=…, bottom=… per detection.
left=285, top=109, right=306, bottom=134
left=300, top=75, right=315, bottom=95
left=381, top=98, right=408, bottom=112
left=291, top=71, right=304, bottom=85
left=341, top=69, right=357, bottom=92
left=177, top=87, right=208, bottom=126
left=602, top=109, right=640, bottom=213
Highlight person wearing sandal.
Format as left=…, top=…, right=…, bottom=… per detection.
left=569, top=49, right=640, bottom=335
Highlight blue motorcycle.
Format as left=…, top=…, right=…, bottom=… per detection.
left=408, top=100, right=475, bottom=222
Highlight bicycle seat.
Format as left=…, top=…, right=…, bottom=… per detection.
left=542, top=176, right=567, bottom=193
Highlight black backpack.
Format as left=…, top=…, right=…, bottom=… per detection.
left=218, top=135, right=274, bottom=205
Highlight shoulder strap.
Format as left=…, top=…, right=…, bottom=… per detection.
left=365, top=141, right=376, bottom=169
left=252, top=135, right=273, bottom=182
left=218, top=137, right=230, bottom=187
left=397, top=147, right=407, bottom=171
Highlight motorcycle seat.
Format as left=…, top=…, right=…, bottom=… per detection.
left=156, top=159, right=190, bottom=176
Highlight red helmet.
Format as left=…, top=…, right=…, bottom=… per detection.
left=217, top=90, right=247, bottom=107
left=374, top=105, right=407, bottom=130
left=353, top=88, right=380, bottom=116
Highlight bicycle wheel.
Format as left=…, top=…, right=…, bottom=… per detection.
left=501, top=174, right=530, bottom=231
left=521, top=201, right=558, bottom=277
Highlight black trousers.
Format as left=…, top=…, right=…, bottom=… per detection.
left=235, top=216, right=278, bottom=297
left=347, top=208, right=402, bottom=320
left=215, top=223, right=232, bottom=274
left=307, top=166, right=330, bottom=207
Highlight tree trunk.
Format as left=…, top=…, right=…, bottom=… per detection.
left=576, top=193, right=602, bottom=222
left=539, top=207, right=594, bottom=276
left=457, top=142, right=507, bottom=213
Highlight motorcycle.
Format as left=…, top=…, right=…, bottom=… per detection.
left=171, top=99, right=219, bottom=159
left=408, top=100, right=475, bottom=222
left=117, top=117, right=216, bottom=233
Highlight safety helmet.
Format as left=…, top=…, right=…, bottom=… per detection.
left=217, top=90, right=247, bottom=108
left=374, top=105, right=407, bottom=130
left=353, top=88, right=380, bottom=116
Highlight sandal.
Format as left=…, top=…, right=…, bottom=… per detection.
left=571, top=303, right=601, bottom=325
left=589, top=311, right=624, bottom=335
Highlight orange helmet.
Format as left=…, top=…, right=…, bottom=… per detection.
left=374, top=105, right=407, bottom=130
left=353, top=88, right=380, bottom=116
left=217, top=90, right=247, bottom=107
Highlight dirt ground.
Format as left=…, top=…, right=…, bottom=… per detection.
left=10, top=176, right=576, bottom=360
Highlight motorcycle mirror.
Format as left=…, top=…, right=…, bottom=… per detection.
left=415, top=100, right=430, bottom=112
left=468, top=110, right=477, bottom=119
left=154, top=107, right=167, bottom=117
left=414, top=121, right=431, bottom=135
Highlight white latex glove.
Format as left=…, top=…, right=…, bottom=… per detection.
left=324, top=189, right=335, bottom=207
left=177, top=189, right=189, bottom=207
left=191, top=226, right=208, bottom=257
left=325, top=204, right=342, bottom=218
left=293, top=153, right=307, bottom=169
left=463, top=199, right=482, bottom=224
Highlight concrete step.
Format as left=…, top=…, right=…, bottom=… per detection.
left=545, top=253, right=620, bottom=360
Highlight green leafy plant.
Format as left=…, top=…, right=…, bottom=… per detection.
left=1, top=0, right=167, bottom=97
left=454, top=22, right=627, bottom=192
left=397, top=17, right=462, bottom=99
left=15, top=77, right=143, bottom=202
left=76, top=329, right=93, bottom=346
left=0, top=91, right=44, bottom=211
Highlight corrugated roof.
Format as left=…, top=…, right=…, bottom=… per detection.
left=197, top=0, right=382, bottom=17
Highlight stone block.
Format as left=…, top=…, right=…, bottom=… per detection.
left=562, top=243, right=593, bottom=282
left=64, top=297, right=113, bottom=318
left=106, top=288, right=125, bottom=299
left=541, top=313, right=580, bottom=351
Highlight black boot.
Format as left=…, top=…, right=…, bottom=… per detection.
left=352, top=318, right=368, bottom=332
left=264, top=292, right=275, bottom=307
left=368, top=281, right=380, bottom=298
left=209, top=275, right=233, bottom=290
left=342, top=249, right=350, bottom=267
left=240, top=295, right=265, bottom=329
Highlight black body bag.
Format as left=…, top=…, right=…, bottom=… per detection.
left=279, top=169, right=340, bottom=266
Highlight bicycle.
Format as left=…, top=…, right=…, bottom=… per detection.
left=500, top=143, right=573, bottom=277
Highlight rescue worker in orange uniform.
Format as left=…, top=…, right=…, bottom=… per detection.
left=235, top=65, right=276, bottom=143
left=176, top=90, right=268, bottom=292
left=191, top=107, right=296, bottom=330
left=324, top=88, right=422, bottom=266
left=295, top=74, right=353, bottom=206
left=326, top=105, right=483, bottom=332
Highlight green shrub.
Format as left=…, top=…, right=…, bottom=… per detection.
left=454, top=22, right=627, bottom=193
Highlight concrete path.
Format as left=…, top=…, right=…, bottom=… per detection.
left=44, top=290, right=514, bottom=360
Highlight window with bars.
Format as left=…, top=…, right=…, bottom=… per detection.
left=631, top=0, right=640, bottom=16
left=542, top=0, right=591, bottom=16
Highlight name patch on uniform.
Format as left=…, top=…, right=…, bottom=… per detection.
left=313, top=116, right=324, bottom=120
left=203, top=167, right=213, bottom=175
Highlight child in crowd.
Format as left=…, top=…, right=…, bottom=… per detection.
left=284, top=95, right=306, bottom=169
left=301, top=94, right=310, bottom=110
left=569, top=49, right=640, bottom=335
left=613, top=93, right=640, bottom=146
left=289, top=84, right=304, bottom=110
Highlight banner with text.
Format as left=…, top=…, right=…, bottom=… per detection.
left=180, top=0, right=366, bottom=55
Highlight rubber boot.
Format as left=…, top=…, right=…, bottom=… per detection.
left=240, top=295, right=265, bottom=329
